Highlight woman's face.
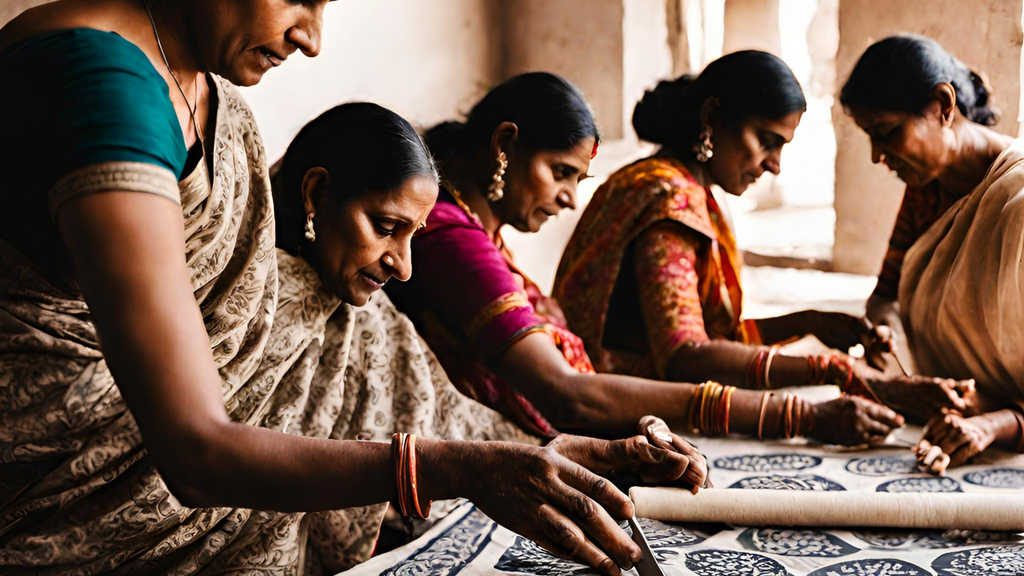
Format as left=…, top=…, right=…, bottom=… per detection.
left=707, top=112, right=802, bottom=195
left=848, top=103, right=951, bottom=188
left=312, top=174, right=438, bottom=306
left=191, top=0, right=331, bottom=86
left=496, top=137, right=596, bottom=233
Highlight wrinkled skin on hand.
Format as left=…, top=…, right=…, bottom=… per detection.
left=854, top=363, right=976, bottom=423
left=454, top=417, right=706, bottom=576
left=809, top=395, right=905, bottom=445
left=916, top=409, right=996, bottom=475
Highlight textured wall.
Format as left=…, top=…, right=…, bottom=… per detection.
left=831, top=0, right=1023, bottom=275
left=723, top=0, right=781, bottom=56
left=501, top=0, right=626, bottom=138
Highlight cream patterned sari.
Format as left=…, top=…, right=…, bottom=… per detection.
left=0, top=76, right=529, bottom=575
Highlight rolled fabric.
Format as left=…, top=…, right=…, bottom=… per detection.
left=630, top=487, right=1024, bottom=531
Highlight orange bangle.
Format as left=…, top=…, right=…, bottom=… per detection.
left=406, top=435, right=431, bottom=519
left=722, top=386, right=735, bottom=436
left=757, top=391, right=772, bottom=440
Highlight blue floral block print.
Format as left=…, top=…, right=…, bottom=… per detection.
left=738, top=528, right=860, bottom=557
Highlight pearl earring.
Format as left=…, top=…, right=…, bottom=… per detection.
left=487, top=152, right=507, bottom=202
left=304, top=213, right=316, bottom=242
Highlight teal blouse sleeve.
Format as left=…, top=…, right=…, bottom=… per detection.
left=0, top=28, right=187, bottom=275
left=0, top=28, right=186, bottom=181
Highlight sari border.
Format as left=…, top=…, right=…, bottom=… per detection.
left=49, top=161, right=180, bottom=218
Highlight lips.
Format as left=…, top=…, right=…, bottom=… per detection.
left=359, top=271, right=386, bottom=291
left=257, top=47, right=285, bottom=69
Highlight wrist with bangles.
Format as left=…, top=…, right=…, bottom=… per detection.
left=688, top=381, right=810, bottom=440
left=391, top=433, right=432, bottom=519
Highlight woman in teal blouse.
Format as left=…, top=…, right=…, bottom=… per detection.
left=0, top=3, right=698, bottom=574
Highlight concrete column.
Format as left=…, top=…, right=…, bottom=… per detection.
left=831, top=0, right=1022, bottom=276
left=723, top=0, right=781, bottom=56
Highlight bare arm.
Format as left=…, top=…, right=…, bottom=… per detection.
left=58, top=191, right=413, bottom=511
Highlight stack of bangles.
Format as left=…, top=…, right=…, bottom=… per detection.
left=391, top=433, right=432, bottom=519
left=688, top=381, right=736, bottom=435
left=747, top=348, right=858, bottom=393
left=756, top=391, right=809, bottom=440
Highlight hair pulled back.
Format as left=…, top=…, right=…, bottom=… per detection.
left=840, top=35, right=998, bottom=126
left=632, top=50, right=806, bottom=148
left=274, top=102, right=438, bottom=253
left=424, top=72, right=599, bottom=162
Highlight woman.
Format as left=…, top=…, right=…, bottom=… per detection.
left=386, top=71, right=905, bottom=447
left=552, top=51, right=972, bottom=423
left=839, top=35, right=1024, bottom=474
left=843, top=36, right=1010, bottom=376
left=0, top=4, right=698, bottom=575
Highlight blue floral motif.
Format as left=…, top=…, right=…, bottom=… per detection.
left=845, top=455, right=917, bottom=476
left=853, top=530, right=970, bottom=550
left=685, top=549, right=790, bottom=576
left=963, top=468, right=1024, bottom=489
left=492, top=517, right=704, bottom=575
left=808, top=558, right=930, bottom=576
left=738, top=528, right=859, bottom=557
left=714, top=454, right=822, bottom=473
left=728, top=474, right=846, bottom=491
left=383, top=507, right=496, bottom=576
left=876, top=477, right=962, bottom=493
left=932, top=545, right=1024, bottom=576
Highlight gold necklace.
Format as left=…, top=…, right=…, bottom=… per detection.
left=144, top=0, right=206, bottom=157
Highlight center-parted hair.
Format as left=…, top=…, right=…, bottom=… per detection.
left=274, top=102, right=438, bottom=253
left=840, top=35, right=999, bottom=126
left=632, top=50, right=806, bottom=148
left=424, top=72, right=600, bottom=163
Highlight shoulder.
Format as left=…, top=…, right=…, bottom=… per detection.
left=2, top=28, right=186, bottom=178
left=605, top=157, right=704, bottom=195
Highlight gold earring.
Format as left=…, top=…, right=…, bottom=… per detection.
left=487, top=152, right=507, bottom=202
left=304, top=212, right=316, bottom=242
left=693, top=127, right=714, bottom=163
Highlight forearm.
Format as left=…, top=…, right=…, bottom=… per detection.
left=163, top=423, right=393, bottom=511
left=665, top=340, right=812, bottom=389
left=753, top=314, right=805, bottom=345
left=980, top=408, right=1023, bottom=450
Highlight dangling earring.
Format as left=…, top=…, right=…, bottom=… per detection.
left=304, top=212, right=316, bottom=242
left=487, top=152, right=507, bottom=202
left=693, top=127, right=714, bottom=163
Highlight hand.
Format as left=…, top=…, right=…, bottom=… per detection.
left=803, top=311, right=877, bottom=351
left=869, top=374, right=977, bottom=422
left=808, top=395, right=905, bottom=446
left=548, top=416, right=708, bottom=489
left=864, top=324, right=897, bottom=371
left=915, top=409, right=996, bottom=475
left=453, top=441, right=642, bottom=576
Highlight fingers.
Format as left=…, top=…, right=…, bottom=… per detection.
left=858, top=397, right=905, bottom=429
left=534, top=504, right=635, bottom=576
left=549, top=466, right=641, bottom=570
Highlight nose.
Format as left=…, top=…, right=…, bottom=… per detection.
left=287, top=11, right=323, bottom=58
left=763, top=150, right=782, bottom=176
left=870, top=140, right=885, bottom=165
left=556, top=187, right=577, bottom=211
left=384, top=243, right=413, bottom=283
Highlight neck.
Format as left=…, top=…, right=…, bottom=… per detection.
left=146, top=0, right=202, bottom=83
left=937, top=118, right=1012, bottom=197
left=444, top=154, right=503, bottom=235
left=659, top=146, right=713, bottom=188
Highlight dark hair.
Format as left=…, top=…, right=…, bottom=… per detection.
left=633, top=50, right=806, bottom=148
left=840, top=35, right=998, bottom=126
left=274, top=102, right=438, bottom=252
left=424, top=72, right=599, bottom=162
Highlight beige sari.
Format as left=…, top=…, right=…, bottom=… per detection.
left=900, top=139, right=1024, bottom=402
left=0, top=77, right=528, bottom=575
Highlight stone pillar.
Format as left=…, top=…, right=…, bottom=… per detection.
left=501, top=0, right=627, bottom=138
left=723, top=0, right=781, bottom=56
left=832, top=0, right=1022, bottom=276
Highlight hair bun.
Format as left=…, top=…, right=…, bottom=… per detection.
left=423, top=121, right=467, bottom=162
left=632, top=75, right=695, bottom=145
left=966, top=70, right=1000, bottom=126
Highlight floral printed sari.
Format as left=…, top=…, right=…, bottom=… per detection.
left=554, top=157, right=759, bottom=380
